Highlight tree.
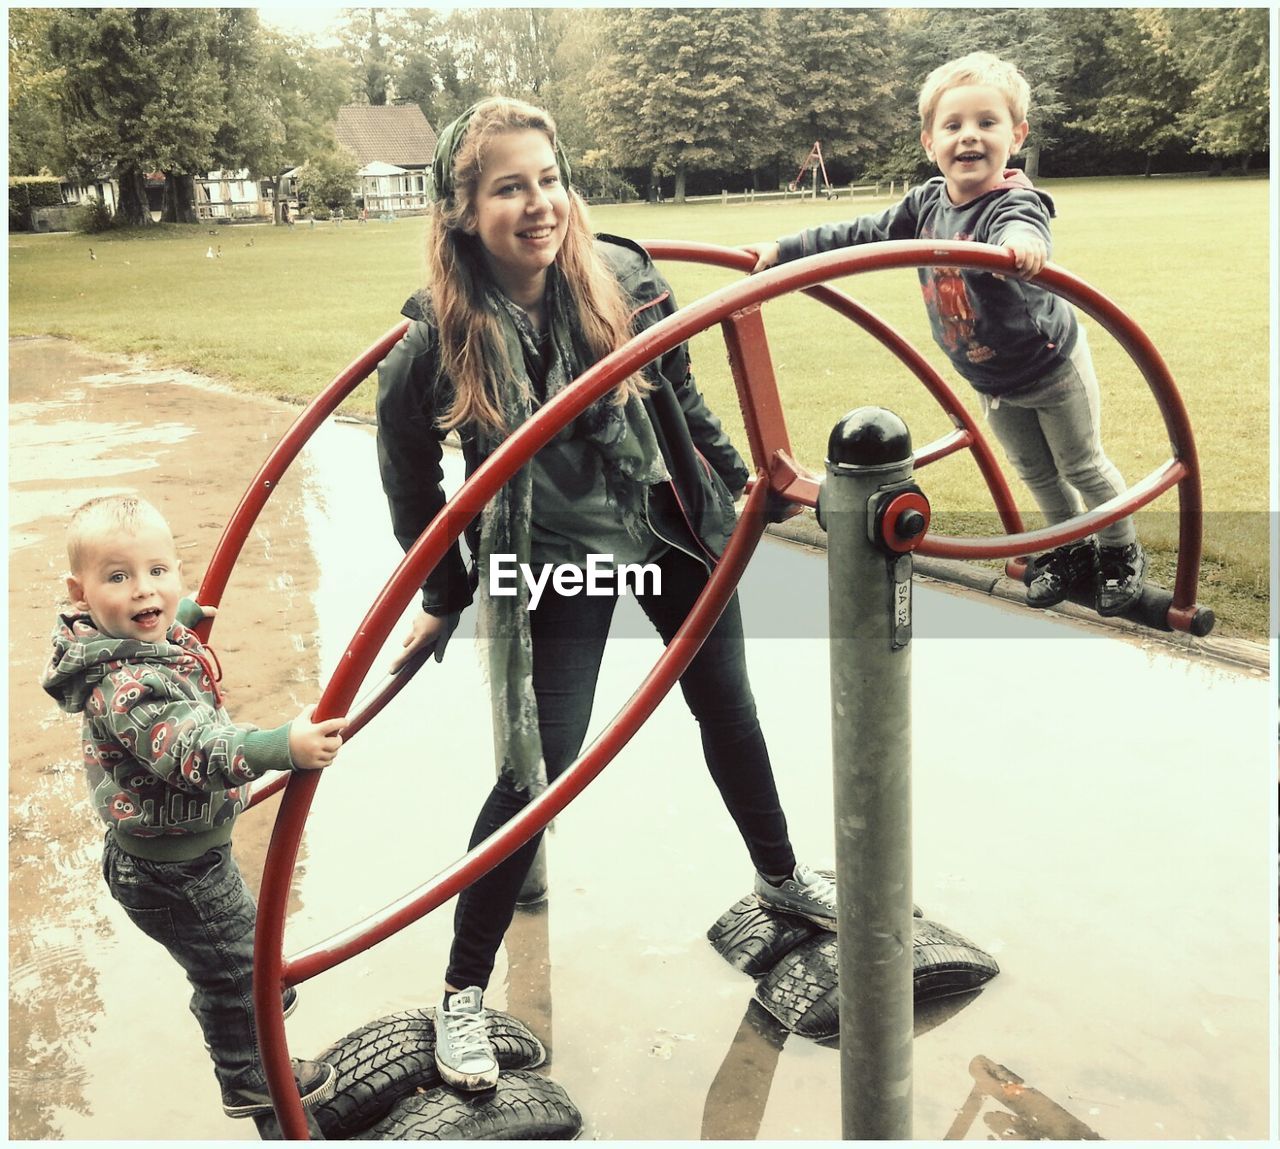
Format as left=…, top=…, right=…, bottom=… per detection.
left=295, top=147, right=359, bottom=213
left=256, top=30, right=355, bottom=221
left=47, top=8, right=222, bottom=226
left=587, top=9, right=778, bottom=201
left=385, top=8, right=448, bottom=121
left=1064, top=10, right=1193, bottom=177
left=159, top=8, right=276, bottom=225
left=432, top=7, right=570, bottom=118
left=538, top=9, right=610, bottom=164
left=332, top=7, right=568, bottom=127
left=768, top=9, right=899, bottom=183
left=1168, top=8, right=1269, bottom=172
left=340, top=7, right=392, bottom=105
left=9, top=9, right=66, bottom=176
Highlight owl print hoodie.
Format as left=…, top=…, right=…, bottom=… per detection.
left=41, top=602, right=294, bottom=861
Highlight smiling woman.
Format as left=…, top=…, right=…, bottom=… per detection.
left=373, top=94, right=840, bottom=1095
left=465, top=130, right=570, bottom=315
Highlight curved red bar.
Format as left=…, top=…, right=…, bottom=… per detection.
left=234, top=239, right=1206, bottom=1134
left=643, top=240, right=1024, bottom=539
left=641, top=240, right=1203, bottom=614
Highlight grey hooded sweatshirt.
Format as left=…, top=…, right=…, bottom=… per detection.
left=776, top=170, right=1078, bottom=395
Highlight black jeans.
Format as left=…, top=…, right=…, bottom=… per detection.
left=445, top=546, right=795, bottom=991
left=102, top=835, right=265, bottom=1100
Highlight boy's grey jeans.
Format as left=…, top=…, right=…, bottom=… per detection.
left=980, top=326, right=1136, bottom=550
left=102, top=833, right=266, bottom=1102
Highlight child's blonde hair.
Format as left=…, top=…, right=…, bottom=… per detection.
left=918, top=51, right=1031, bottom=130
left=66, top=494, right=172, bottom=574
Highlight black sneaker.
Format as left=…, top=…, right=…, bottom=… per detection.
left=282, top=986, right=298, bottom=1019
left=1096, top=542, right=1146, bottom=616
left=222, top=1058, right=336, bottom=1119
left=1026, top=541, right=1097, bottom=608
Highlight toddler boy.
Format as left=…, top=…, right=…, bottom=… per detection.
left=41, top=494, right=347, bottom=1120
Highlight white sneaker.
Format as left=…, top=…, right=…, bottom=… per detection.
left=434, top=987, right=499, bottom=1091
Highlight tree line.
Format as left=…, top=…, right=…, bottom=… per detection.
left=8, top=7, right=1268, bottom=224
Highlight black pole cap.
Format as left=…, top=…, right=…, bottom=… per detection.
left=828, top=406, right=912, bottom=468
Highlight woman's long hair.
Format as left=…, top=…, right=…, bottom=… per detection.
left=427, top=97, right=648, bottom=434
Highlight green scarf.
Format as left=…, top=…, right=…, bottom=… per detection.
left=475, top=273, right=668, bottom=793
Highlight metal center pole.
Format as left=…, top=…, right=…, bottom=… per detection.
left=819, top=406, right=925, bottom=1140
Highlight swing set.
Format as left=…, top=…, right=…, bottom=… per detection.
left=788, top=140, right=840, bottom=199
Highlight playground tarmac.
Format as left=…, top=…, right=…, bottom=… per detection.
left=8, top=338, right=1274, bottom=1141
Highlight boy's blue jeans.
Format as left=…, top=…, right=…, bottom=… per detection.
left=980, top=326, right=1136, bottom=550
left=102, top=833, right=265, bottom=1100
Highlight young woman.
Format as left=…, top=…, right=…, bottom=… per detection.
left=375, top=97, right=836, bottom=1092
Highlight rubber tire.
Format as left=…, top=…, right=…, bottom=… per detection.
left=707, top=873, right=923, bottom=977
left=911, top=918, right=1001, bottom=1000
left=354, top=1069, right=582, bottom=1140
left=754, top=918, right=999, bottom=1039
left=310, top=1008, right=545, bottom=1140
left=706, top=895, right=818, bottom=975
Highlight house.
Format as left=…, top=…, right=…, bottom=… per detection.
left=59, top=176, right=118, bottom=214
left=332, top=104, right=438, bottom=216
left=194, top=170, right=275, bottom=222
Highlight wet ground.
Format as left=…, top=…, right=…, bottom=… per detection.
left=8, top=339, right=1273, bottom=1141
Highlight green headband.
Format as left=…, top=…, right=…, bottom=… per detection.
left=427, top=102, right=572, bottom=204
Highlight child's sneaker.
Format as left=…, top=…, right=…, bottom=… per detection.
left=222, top=1058, right=336, bottom=1118
left=754, top=863, right=837, bottom=931
left=1096, top=541, right=1146, bottom=616
left=282, top=986, right=298, bottom=1019
left=1026, top=540, right=1097, bottom=608
left=434, top=987, right=499, bottom=1092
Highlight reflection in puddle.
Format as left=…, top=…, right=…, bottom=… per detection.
left=9, top=763, right=113, bottom=1139
left=9, top=415, right=193, bottom=536
left=702, top=1000, right=789, bottom=1139
left=505, top=901, right=554, bottom=1060
left=946, top=1055, right=1103, bottom=1140
left=698, top=990, right=990, bottom=1140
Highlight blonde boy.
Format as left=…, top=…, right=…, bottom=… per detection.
left=748, top=51, right=1144, bottom=615
left=41, top=494, right=345, bottom=1119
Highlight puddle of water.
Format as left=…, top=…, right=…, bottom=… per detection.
left=286, top=420, right=1271, bottom=1141
left=8, top=416, right=194, bottom=537
left=9, top=377, right=1270, bottom=1140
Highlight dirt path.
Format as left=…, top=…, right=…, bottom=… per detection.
left=9, top=336, right=324, bottom=1139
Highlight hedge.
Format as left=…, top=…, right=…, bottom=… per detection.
left=9, top=177, right=65, bottom=232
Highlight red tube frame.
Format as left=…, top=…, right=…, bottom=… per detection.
left=194, top=240, right=1206, bottom=1134
left=644, top=239, right=1024, bottom=539
left=644, top=240, right=1204, bottom=622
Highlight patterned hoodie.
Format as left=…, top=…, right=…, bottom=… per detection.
left=41, top=600, right=294, bottom=861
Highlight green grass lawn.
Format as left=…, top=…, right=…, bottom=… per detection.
left=9, top=175, right=1270, bottom=639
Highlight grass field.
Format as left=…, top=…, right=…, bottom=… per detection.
left=8, top=176, right=1270, bottom=639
